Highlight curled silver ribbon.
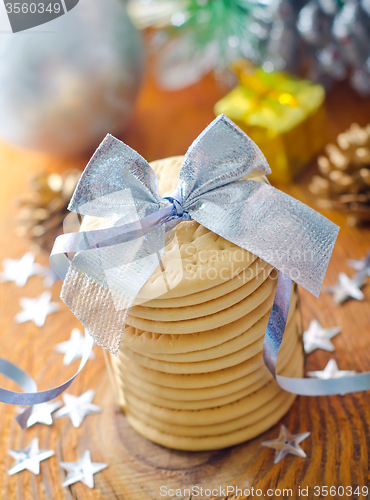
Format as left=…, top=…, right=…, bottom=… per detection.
left=0, top=332, right=94, bottom=428
left=0, top=358, right=37, bottom=428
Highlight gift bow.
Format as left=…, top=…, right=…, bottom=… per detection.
left=50, top=114, right=339, bottom=355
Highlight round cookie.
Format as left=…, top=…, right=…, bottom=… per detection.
left=116, top=363, right=269, bottom=401
left=120, top=289, right=276, bottom=354
left=125, top=390, right=297, bottom=450
left=129, top=263, right=274, bottom=321
left=119, top=311, right=298, bottom=374
left=125, top=355, right=303, bottom=437
left=116, top=322, right=301, bottom=404
left=122, top=371, right=273, bottom=410
left=114, top=352, right=266, bottom=389
left=120, top=285, right=297, bottom=354
left=128, top=311, right=271, bottom=363
left=124, top=380, right=281, bottom=426
left=126, top=273, right=277, bottom=333
left=123, top=352, right=302, bottom=427
left=117, top=337, right=299, bottom=415
left=143, top=258, right=268, bottom=308
left=149, top=156, right=183, bottom=197
left=129, top=298, right=297, bottom=362
left=137, top=220, right=258, bottom=302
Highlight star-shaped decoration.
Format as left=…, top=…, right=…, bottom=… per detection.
left=15, top=291, right=60, bottom=327
left=8, top=437, right=54, bottom=475
left=55, top=390, right=101, bottom=428
left=32, top=263, right=59, bottom=288
left=55, top=328, right=95, bottom=365
left=307, top=359, right=356, bottom=380
left=303, top=319, right=341, bottom=354
left=16, top=401, right=62, bottom=427
left=1, top=253, right=36, bottom=287
left=60, top=450, right=108, bottom=488
left=326, top=272, right=365, bottom=304
left=261, top=425, right=310, bottom=464
left=348, top=251, right=370, bottom=284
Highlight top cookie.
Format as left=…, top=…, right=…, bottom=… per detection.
left=81, top=156, right=261, bottom=300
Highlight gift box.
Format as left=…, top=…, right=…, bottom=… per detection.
left=50, top=115, right=339, bottom=451
left=214, top=67, right=326, bottom=184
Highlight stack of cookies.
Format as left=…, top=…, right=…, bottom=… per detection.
left=84, top=157, right=304, bottom=451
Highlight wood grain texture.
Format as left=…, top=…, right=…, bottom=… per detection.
left=0, top=62, right=370, bottom=499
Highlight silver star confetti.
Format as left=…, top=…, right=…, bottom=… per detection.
left=60, top=450, right=107, bottom=488
left=1, top=252, right=36, bottom=287
left=307, top=359, right=356, bottom=380
left=15, top=291, right=60, bottom=327
left=261, top=425, right=310, bottom=464
left=8, top=437, right=54, bottom=475
left=55, top=390, right=101, bottom=428
left=55, top=328, right=95, bottom=366
left=0, top=253, right=59, bottom=288
left=303, top=319, right=341, bottom=354
left=326, top=272, right=365, bottom=304
left=348, top=251, right=370, bottom=284
left=16, top=401, right=62, bottom=427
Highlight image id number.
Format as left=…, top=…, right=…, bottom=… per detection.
left=5, top=3, right=61, bottom=14
left=314, top=485, right=369, bottom=497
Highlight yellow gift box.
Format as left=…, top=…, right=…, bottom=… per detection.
left=214, top=68, right=326, bottom=184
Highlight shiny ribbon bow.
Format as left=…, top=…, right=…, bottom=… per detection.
left=50, top=114, right=338, bottom=356
left=3, top=115, right=370, bottom=429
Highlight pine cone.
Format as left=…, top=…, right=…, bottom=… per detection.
left=309, top=123, right=370, bottom=227
left=16, top=170, right=81, bottom=252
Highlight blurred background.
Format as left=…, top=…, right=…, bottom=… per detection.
left=0, top=0, right=370, bottom=255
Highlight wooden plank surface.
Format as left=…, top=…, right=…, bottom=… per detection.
left=0, top=65, right=370, bottom=500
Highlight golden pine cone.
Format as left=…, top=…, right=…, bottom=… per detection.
left=309, top=123, right=370, bottom=226
left=16, top=170, right=81, bottom=252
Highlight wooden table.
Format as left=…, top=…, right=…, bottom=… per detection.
left=0, top=67, right=370, bottom=500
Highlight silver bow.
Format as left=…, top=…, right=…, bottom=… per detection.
left=51, top=114, right=339, bottom=355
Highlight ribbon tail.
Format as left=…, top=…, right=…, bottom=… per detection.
left=59, top=222, right=171, bottom=354
left=263, top=272, right=292, bottom=378
left=0, top=331, right=93, bottom=428
left=265, top=273, right=370, bottom=396
left=0, top=358, right=37, bottom=428
left=277, top=372, right=370, bottom=396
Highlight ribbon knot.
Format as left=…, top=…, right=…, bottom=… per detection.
left=169, top=197, right=185, bottom=217
left=164, top=185, right=190, bottom=219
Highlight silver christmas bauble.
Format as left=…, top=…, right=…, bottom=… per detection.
left=0, top=0, right=144, bottom=156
